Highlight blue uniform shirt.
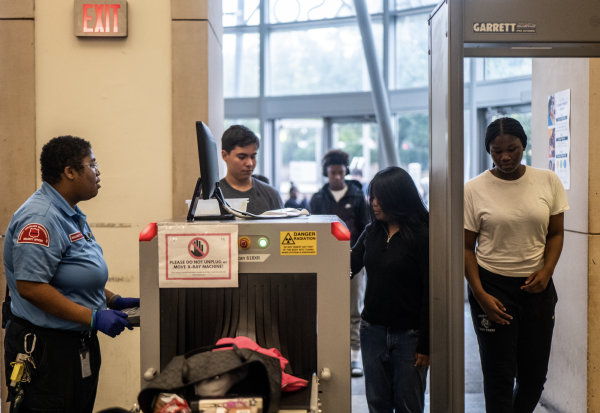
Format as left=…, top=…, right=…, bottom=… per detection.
left=3, top=182, right=108, bottom=331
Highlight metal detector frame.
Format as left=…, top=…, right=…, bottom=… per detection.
left=428, top=0, right=600, bottom=411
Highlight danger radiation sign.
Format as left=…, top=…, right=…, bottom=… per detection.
left=280, top=231, right=317, bottom=255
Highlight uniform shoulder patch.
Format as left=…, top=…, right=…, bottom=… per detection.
left=69, top=232, right=84, bottom=242
left=17, top=223, right=50, bottom=248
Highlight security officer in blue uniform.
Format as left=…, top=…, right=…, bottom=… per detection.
left=3, top=135, right=139, bottom=413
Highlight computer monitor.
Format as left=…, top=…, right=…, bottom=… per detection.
left=195, top=121, right=219, bottom=200
left=187, top=122, right=230, bottom=221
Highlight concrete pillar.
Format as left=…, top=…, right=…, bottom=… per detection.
left=0, top=0, right=35, bottom=411
left=172, top=0, right=224, bottom=218
left=32, top=0, right=173, bottom=408
left=0, top=0, right=224, bottom=407
left=587, top=58, right=600, bottom=413
left=531, top=58, right=600, bottom=412
left=0, top=0, right=225, bottom=409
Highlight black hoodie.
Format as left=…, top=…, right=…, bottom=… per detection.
left=351, top=222, right=430, bottom=355
left=309, top=180, right=368, bottom=246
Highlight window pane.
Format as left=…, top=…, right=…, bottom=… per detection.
left=270, top=0, right=382, bottom=24
left=484, top=58, right=532, bottom=80
left=397, top=113, right=429, bottom=204
left=269, top=24, right=383, bottom=96
left=395, top=13, right=429, bottom=89
left=395, top=0, right=437, bottom=11
left=275, top=119, right=322, bottom=202
left=223, top=32, right=260, bottom=98
left=223, top=0, right=260, bottom=26
left=224, top=118, right=261, bottom=136
left=332, top=122, right=379, bottom=184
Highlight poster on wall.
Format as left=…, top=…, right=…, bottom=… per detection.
left=158, top=224, right=238, bottom=288
left=547, top=89, right=570, bottom=190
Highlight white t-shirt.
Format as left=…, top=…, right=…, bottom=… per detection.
left=464, top=166, right=569, bottom=278
left=329, top=186, right=348, bottom=203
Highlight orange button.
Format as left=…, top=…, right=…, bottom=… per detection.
left=238, top=237, right=251, bottom=249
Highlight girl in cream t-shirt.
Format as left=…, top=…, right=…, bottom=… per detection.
left=464, top=117, right=568, bottom=413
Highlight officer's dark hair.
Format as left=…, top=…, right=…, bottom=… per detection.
left=485, top=117, right=528, bottom=154
left=367, top=166, right=428, bottom=246
left=40, top=135, right=92, bottom=185
left=322, top=149, right=350, bottom=177
left=222, top=125, right=260, bottom=154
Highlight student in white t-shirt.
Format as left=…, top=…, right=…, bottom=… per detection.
left=464, top=117, right=568, bottom=413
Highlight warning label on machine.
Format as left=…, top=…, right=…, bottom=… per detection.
left=158, top=224, right=239, bottom=288
left=280, top=231, right=317, bottom=255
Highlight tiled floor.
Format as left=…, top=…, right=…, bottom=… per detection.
left=350, top=304, right=551, bottom=413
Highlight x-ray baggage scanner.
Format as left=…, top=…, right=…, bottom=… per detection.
left=138, top=121, right=351, bottom=411
left=138, top=216, right=352, bottom=412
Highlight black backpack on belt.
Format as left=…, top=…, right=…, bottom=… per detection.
left=137, top=343, right=282, bottom=413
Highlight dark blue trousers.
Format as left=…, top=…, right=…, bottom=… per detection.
left=360, top=320, right=428, bottom=413
left=4, top=316, right=101, bottom=413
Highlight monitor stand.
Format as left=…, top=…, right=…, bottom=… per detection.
left=186, top=178, right=235, bottom=222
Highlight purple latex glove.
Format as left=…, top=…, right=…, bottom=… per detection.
left=111, top=297, right=140, bottom=311
left=96, top=310, right=132, bottom=338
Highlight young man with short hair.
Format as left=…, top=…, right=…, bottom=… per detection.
left=310, top=149, right=369, bottom=377
left=219, top=125, right=283, bottom=215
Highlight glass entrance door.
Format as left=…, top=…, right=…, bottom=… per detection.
left=331, top=120, right=379, bottom=193
left=273, top=118, right=323, bottom=204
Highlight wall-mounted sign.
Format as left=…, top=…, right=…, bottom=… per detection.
left=74, top=0, right=128, bottom=37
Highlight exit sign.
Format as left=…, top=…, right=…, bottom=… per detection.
left=74, top=0, right=128, bottom=37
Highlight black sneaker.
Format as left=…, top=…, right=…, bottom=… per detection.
left=351, top=361, right=363, bottom=377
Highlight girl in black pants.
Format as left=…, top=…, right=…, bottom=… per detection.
left=464, top=117, right=569, bottom=413
left=352, top=167, right=430, bottom=413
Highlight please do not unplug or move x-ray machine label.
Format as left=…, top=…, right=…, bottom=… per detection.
left=158, top=224, right=239, bottom=288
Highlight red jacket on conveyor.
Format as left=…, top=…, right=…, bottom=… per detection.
left=215, top=337, right=308, bottom=392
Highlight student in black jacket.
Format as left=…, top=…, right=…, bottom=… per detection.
left=310, top=150, right=368, bottom=376
left=310, top=150, right=368, bottom=247
left=351, top=166, right=430, bottom=413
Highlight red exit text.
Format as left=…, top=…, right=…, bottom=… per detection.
left=75, top=0, right=127, bottom=37
left=83, top=4, right=121, bottom=33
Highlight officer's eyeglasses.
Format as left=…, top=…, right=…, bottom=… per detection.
left=85, top=162, right=100, bottom=172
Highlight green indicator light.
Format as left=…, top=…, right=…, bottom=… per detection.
left=258, top=238, right=268, bottom=248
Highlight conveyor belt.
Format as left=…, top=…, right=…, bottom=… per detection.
left=159, top=273, right=317, bottom=376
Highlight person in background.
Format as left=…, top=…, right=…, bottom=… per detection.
left=3, top=136, right=139, bottom=413
left=352, top=167, right=430, bottom=413
left=219, top=125, right=284, bottom=215
left=252, top=174, right=270, bottom=185
left=284, top=183, right=310, bottom=212
left=350, top=168, right=369, bottom=198
left=310, top=149, right=368, bottom=377
left=464, top=117, right=568, bottom=413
